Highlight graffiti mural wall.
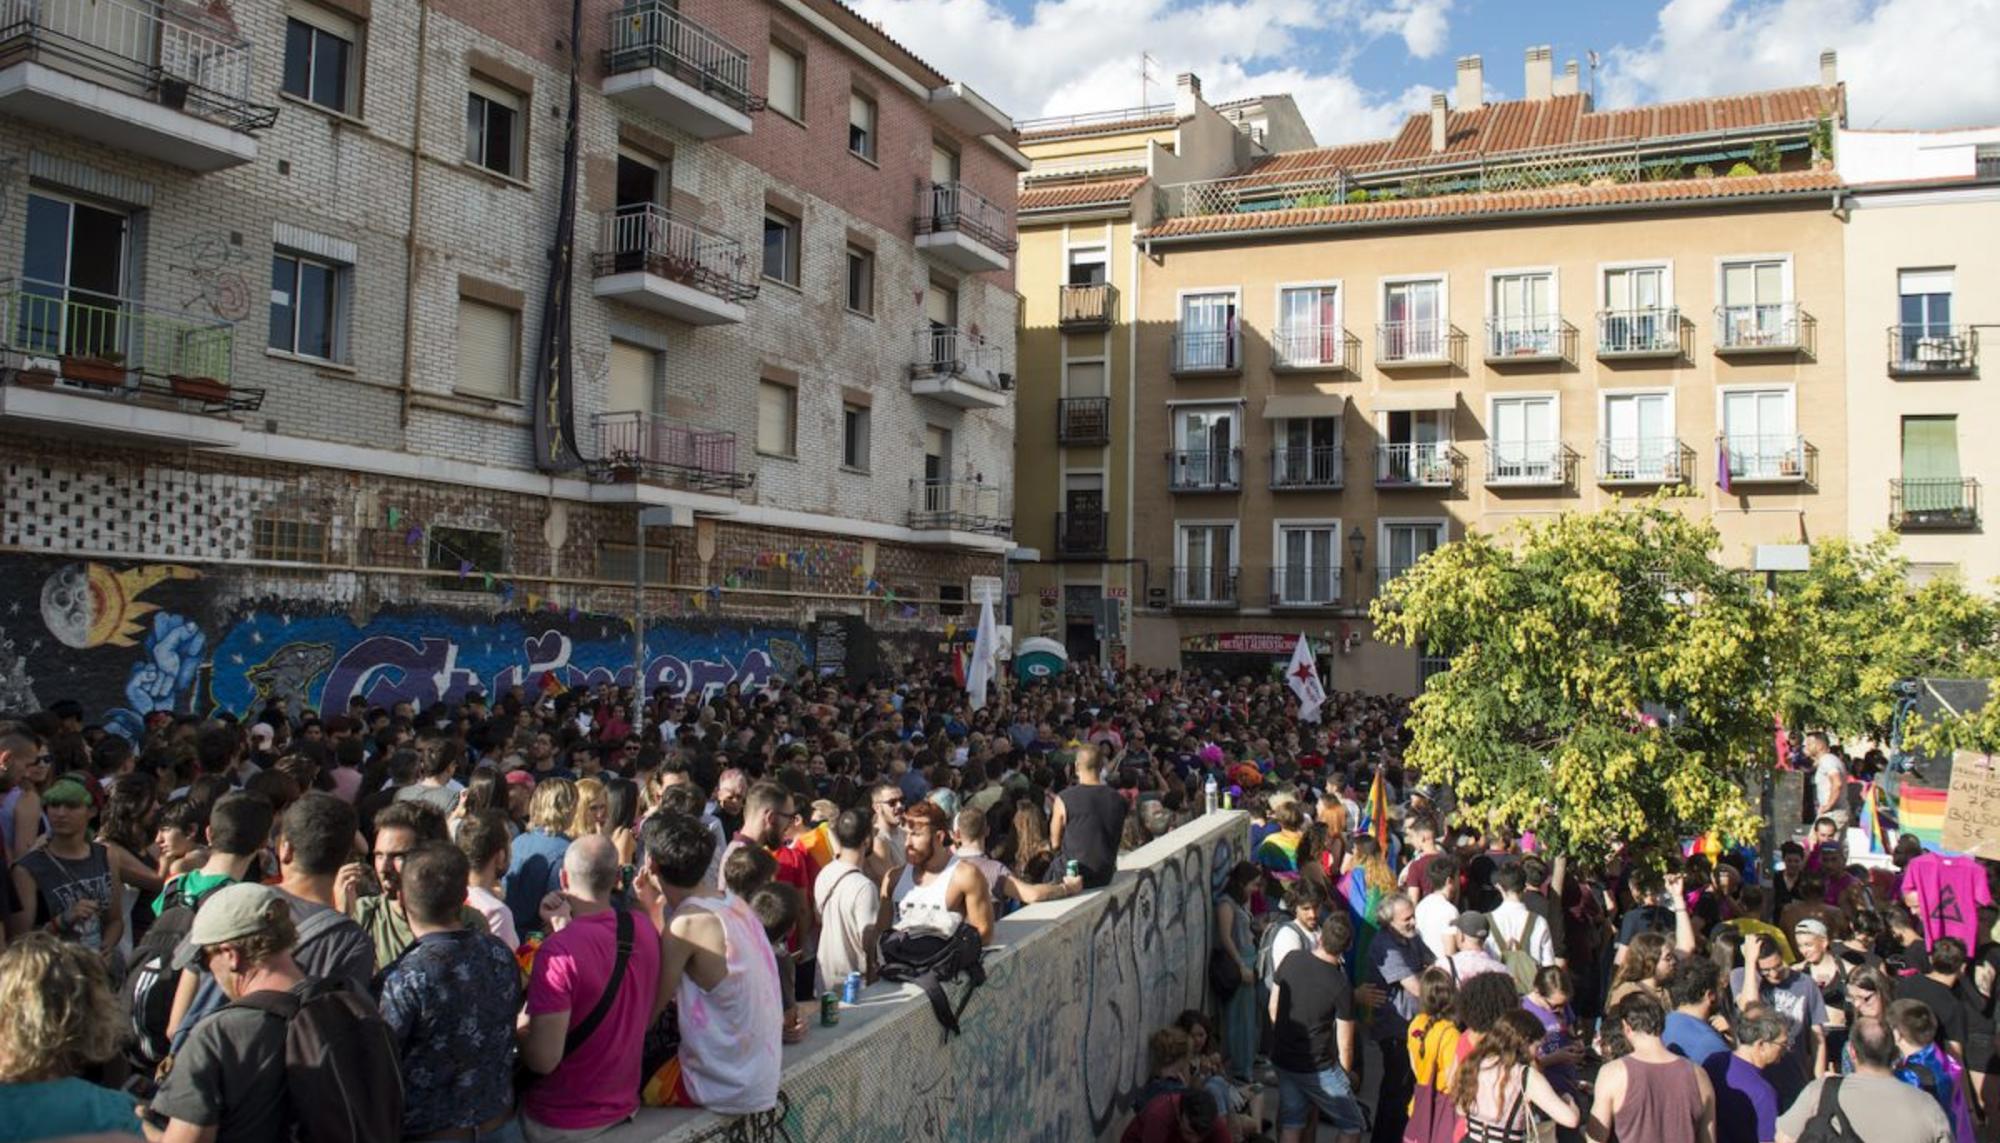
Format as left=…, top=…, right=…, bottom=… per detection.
left=0, top=556, right=809, bottom=732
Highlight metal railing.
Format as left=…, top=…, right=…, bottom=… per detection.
left=911, top=326, right=1010, bottom=388
left=1597, top=307, right=1683, bottom=356
left=1171, top=328, right=1240, bottom=373
left=1054, top=510, right=1108, bottom=556
left=593, top=410, right=748, bottom=492
left=1891, top=478, right=1980, bottom=530
left=594, top=205, right=758, bottom=303
left=1484, top=315, right=1572, bottom=361
left=1720, top=434, right=1812, bottom=481
left=1270, top=445, right=1343, bottom=489
left=1158, top=165, right=1347, bottom=219
left=1596, top=438, right=1691, bottom=484
left=909, top=479, right=1010, bottom=536
left=1888, top=325, right=1978, bottom=375
left=1715, top=302, right=1810, bottom=352
left=1170, top=565, right=1239, bottom=608
left=1057, top=397, right=1109, bottom=445
left=1272, top=323, right=1357, bottom=370
left=1058, top=283, right=1117, bottom=328
left=603, top=1, right=754, bottom=112
left=1376, top=319, right=1453, bottom=364
left=1023, top=149, right=1150, bottom=181
left=1166, top=447, right=1241, bottom=491
left=1270, top=566, right=1341, bottom=607
left=1482, top=441, right=1571, bottom=485
left=2, top=277, right=242, bottom=384
left=0, top=0, right=277, bottom=132
left=916, top=180, right=1016, bottom=253
left=1375, top=442, right=1457, bottom=487
left=1017, top=103, right=1172, bottom=134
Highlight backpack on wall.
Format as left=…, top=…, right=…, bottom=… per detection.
left=229, top=978, right=405, bottom=1143
left=880, top=924, right=986, bottom=1038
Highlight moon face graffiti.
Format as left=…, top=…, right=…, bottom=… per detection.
left=39, top=563, right=201, bottom=649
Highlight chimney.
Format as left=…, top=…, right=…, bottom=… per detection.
left=1819, top=49, right=1838, bottom=87
left=1553, top=59, right=1579, bottom=97
left=1429, top=92, right=1448, bottom=152
left=1455, top=55, right=1483, bottom=111
left=1524, top=45, right=1553, bottom=101
left=1174, top=72, right=1203, bottom=118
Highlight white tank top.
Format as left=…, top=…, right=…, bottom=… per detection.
left=894, top=858, right=964, bottom=936
left=675, top=893, right=783, bottom=1114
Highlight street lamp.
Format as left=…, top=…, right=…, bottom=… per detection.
left=1346, top=527, right=1367, bottom=607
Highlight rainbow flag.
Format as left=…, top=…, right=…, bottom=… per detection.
left=1898, top=784, right=1951, bottom=850
left=1360, top=769, right=1391, bottom=855
left=1856, top=782, right=1889, bottom=855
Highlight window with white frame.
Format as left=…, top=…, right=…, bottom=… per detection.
left=1488, top=394, right=1558, bottom=482
left=268, top=250, right=348, bottom=362
left=455, top=296, right=519, bottom=399
left=1601, top=391, right=1675, bottom=481
left=1275, top=522, right=1340, bottom=604
left=1175, top=523, right=1235, bottom=603
left=1274, top=416, right=1340, bottom=486
left=767, top=42, right=804, bottom=119
left=1382, top=521, right=1445, bottom=586
left=1720, top=388, right=1798, bottom=479
left=848, top=91, right=877, bottom=160
left=1276, top=284, right=1341, bottom=366
left=1381, top=277, right=1444, bottom=360
left=763, top=209, right=801, bottom=286
left=1067, top=247, right=1107, bottom=287
left=1897, top=269, right=1959, bottom=367
left=1177, top=292, right=1238, bottom=370
left=1490, top=271, right=1556, bottom=356
left=1171, top=405, right=1238, bottom=487
left=465, top=76, right=524, bottom=178
left=845, top=245, right=874, bottom=315
left=282, top=3, right=360, bottom=114
left=1379, top=410, right=1452, bottom=484
left=1602, top=264, right=1671, bottom=352
left=1718, top=258, right=1793, bottom=346
left=841, top=403, right=870, bottom=470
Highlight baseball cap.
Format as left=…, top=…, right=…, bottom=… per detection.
left=1793, top=918, right=1829, bottom=938
left=1452, top=912, right=1492, bottom=942
left=171, top=883, right=286, bottom=969
left=504, top=770, right=537, bottom=789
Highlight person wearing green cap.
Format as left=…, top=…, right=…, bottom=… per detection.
left=9, top=776, right=121, bottom=960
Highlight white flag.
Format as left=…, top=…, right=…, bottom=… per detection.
left=967, top=597, right=999, bottom=710
left=1285, top=632, right=1325, bottom=723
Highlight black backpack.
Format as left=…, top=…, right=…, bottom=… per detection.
left=1795, top=1078, right=1865, bottom=1143
left=229, top=978, right=405, bottom=1143
left=879, top=923, right=985, bottom=1038
left=126, top=878, right=232, bottom=1066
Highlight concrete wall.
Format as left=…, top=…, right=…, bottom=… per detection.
left=1837, top=127, right=2000, bottom=184
left=627, top=811, right=1250, bottom=1143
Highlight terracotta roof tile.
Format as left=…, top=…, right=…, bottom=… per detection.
left=1140, top=169, right=1841, bottom=240
left=1019, top=177, right=1147, bottom=212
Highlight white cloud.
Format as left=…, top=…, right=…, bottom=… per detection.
left=1600, top=0, right=2000, bottom=129
left=843, top=0, right=1448, bottom=144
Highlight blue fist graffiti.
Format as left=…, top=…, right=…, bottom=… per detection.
left=124, top=612, right=206, bottom=715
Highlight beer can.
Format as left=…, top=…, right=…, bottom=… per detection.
left=820, top=991, right=840, bottom=1027
left=1065, top=859, right=1081, bottom=880
left=842, top=971, right=863, bottom=1005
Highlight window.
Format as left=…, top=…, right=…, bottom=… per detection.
left=841, top=403, right=870, bottom=470
left=1901, top=416, right=1966, bottom=517
left=1276, top=285, right=1340, bottom=366
left=1276, top=522, right=1339, bottom=604
left=281, top=6, right=358, bottom=113
left=1378, top=409, right=1452, bottom=485
left=597, top=543, right=674, bottom=585
left=1274, top=416, right=1339, bottom=486
left=845, top=245, right=874, bottom=314
left=1977, top=145, right=2000, bottom=180
left=1719, top=258, right=1792, bottom=346
left=767, top=42, right=804, bottom=120
left=1382, top=522, right=1445, bottom=586
left=427, top=527, right=504, bottom=592
left=19, top=193, right=128, bottom=360
left=762, top=209, right=800, bottom=285
left=1067, top=247, right=1107, bottom=287
left=758, top=380, right=796, bottom=456
left=1602, top=391, right=1675, bottom=480
left=252, top=518, right=327, bottom=563
left=1171, top=406, right=1238, bottom=488
left=456, top=297, right=519, bottom=399
left=937, top=583, right=965, bottom=618
left=605, top=340, right=656, bottom=416
left=848, top=92, right=877, bottom=160
left=1602, top=264, right=1672, bottom=352
left=268, top=252, right=346, bottom=361
left=1489, top=271, right=1555, bottom=356
left=1720, top=389, right=1798, bottom=479
left=1176, top=291, right=1238, bottom=370
left=1175, top=523, right=1236, bottom=603
left=1898, top=268, right=1957, bottom=366
left=1382, top=277, right=1445, bottom=360
left=465, top=77, right=523, bottom=178
left=1488, top=395, right=1558, bottom=482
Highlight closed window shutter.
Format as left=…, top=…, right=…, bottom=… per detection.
left=768, top=46, right=801, bottom=117
left=456, top=298, right=517, bottom=397
left=758, top=381, right=793, bottom=453
left=1902, top=417, right=1961, bottom=482
left=607, top=341, right=654, bottom=415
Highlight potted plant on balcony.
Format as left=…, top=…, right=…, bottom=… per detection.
left=157, top=75, right=191, bottom=111
left=62, top=351, right=127, bottom=389
left=1779, top=452, right=1802, bottom=477
left=13, top=361, right=59, bottom=388
left=169, top=373, right=232, bottom=404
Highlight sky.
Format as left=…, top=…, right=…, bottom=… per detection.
left=843, top=0, right=2000, bottom=146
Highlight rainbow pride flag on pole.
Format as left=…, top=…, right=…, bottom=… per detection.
left=1359, top=769, right=1391, bottom=855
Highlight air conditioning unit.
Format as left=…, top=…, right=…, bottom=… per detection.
left=996, top=372, right=1015, bottom=390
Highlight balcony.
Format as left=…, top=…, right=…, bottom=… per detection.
left=1597, top=307, right=1684, bottom=359
left=0, top=0, right=277, bottom=170
left=1719, top=434, right=1815, bottom=485
left=591, top=206, right=755, bottom=325
left=1171, top=329, right=1241, bottom=376
left=1596, top=438, right=1693, bottom=486
left=914, top=181, right=1013, bottom=273
left=1166, top=447, right=1241, bottom=493
left=0, top=279, right=259, bottom=448
left=594, top=410, right=750, bottom=494
left=1714, top=303, right=1814, bottom=356
left=909, top=479, right=1009, bottom=537
left=1891, top=479, right=1980, bottom=531
left=1056, top=396, right=1109, bottom=445
left=1170, top=565, right=1239, bottom=609
left=1269, top=566, right=1341, bottom=609
left=1272, top=323, right=1358, bottom=372
left=1376, top=320, right=1460, bottom=369
left=910, top=327, right=1012, bottom=409
left=1269, top=445, right=1343, bottom=491
left=1888, top=325, right=1978, bottom=377
left=1058, top=283, right=1118, bottom=330
left=1483, top=316, right=1575, bottom=365
left=601, top=1, right=754, bottom=138
left=1053, top=511, right=1108, bottom=558
left=1482, top=441, right=1577, bottom=488
left=1374, top=442, right=1460, bottom=489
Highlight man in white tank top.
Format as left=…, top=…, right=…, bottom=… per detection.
left=886, top=802, right=997, bottom=943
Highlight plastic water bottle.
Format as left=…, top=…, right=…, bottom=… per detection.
left=1204, top=773, right=1219, bottom=815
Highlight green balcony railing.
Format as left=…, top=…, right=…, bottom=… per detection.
left=2, top=279, right=259, bottom=409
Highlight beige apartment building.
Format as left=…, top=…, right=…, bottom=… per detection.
left=1837, top=128, right=2000, bottom=589
left=1022, top=48, right=1853, bottom=691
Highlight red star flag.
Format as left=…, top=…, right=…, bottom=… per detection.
left=1286, top=632, right=1325, bottom=723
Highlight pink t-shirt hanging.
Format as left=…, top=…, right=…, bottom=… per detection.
left=1902, top=851, right=1992, bottom=951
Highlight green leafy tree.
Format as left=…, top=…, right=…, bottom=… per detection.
left=1371, top=498, right=1780, bottom=860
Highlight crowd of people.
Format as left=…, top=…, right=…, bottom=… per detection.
left=0, top=664, right=1992, bottom=1143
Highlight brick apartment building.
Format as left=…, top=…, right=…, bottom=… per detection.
left=0, top=0, right=1022, bottom=721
